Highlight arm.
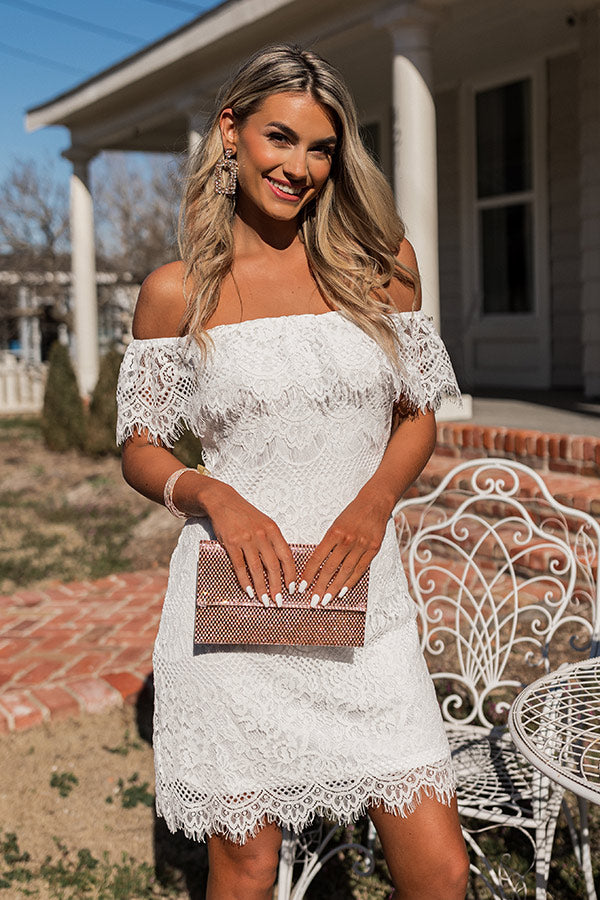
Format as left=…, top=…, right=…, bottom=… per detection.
left=119, top=263, right=295, bottom=604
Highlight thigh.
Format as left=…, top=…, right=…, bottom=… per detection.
left=369, top=792, right=467, bottom=898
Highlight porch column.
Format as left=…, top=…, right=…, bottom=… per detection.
left=579, top=9, right=600, bottom=397
left=188, top=111, right=208, bottom=157
left=376, top=5, right=440, bottom=330
left=62, top=146, right=98, bottom=397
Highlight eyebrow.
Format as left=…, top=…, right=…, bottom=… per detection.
left=265, top=121, right=337, bottom=146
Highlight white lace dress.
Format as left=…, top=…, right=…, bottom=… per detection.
left=116, top=309, right=461, bottom=844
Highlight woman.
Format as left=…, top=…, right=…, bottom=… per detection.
left=116, top=43, right=468, bottom=900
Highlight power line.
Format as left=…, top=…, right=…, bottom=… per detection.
left=0, top=0, right=144, bottom=45
left=140, top=0, right=208, bottom=11
left=0, top=39, right=86, bottom=75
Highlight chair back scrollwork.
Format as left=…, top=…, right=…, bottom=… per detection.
left=394, top=459, right=600, bottom=731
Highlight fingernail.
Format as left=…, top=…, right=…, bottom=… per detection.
left=322, top=592, right=332, bottom=606
left=275, top=592, right=283, bottom=607
left=338, top=586, right=348, bottom=599
left=310, top=593, right=320, bottom=608
left=298, top=580, right=307, bottom=594
left=288, top=581, right=296, bottom=595
left=261, top=593, right=270, bottom=607
left=245, top=585, right=255, bottom=599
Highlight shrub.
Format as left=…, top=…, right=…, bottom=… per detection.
left=85, top=349, right=123, bottom=457
left=41, top=341, right=86, bottom=451
left=173, top=429, right=204, bottom=468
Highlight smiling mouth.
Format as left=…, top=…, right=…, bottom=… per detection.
left=265, top=176, right=305, bottom=198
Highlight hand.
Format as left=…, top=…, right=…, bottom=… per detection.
left=297, top=487, right=393, bottom=607
left=201, top=480, right=296, bottom=607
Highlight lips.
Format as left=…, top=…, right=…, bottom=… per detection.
left=265, top=176, right=305, bottom=201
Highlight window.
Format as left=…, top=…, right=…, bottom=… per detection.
left=475, top=79, right=534, bottom=314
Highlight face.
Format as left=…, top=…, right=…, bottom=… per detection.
left=219, top=91, right=337, bottom=222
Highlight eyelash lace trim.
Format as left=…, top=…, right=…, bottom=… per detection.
left=155, top=759, right=456, bottom=845
left=115, top=311, right=461, bottom=448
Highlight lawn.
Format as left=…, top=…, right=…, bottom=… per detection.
left=0, top=416, right=182, bottom=595
left=0, top=416, right=598, bottom=898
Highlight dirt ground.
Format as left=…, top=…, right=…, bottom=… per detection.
left=0, top=706, right=156, bottom=877
left=0, top=703, right=215, bottom=899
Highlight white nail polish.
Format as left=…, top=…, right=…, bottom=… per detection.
left=288, top=581, right=296, bottom=595
left=338, top=586, right=348, bottom=599
left=322, top=592, right=332, bottom=606
left=261, top=593, right=270, bottom=607
left=245, top=585, right=255, bottom=599
left=310, top=593, right=320, bottom=608
left=298, top=580, right=308, bottom=594
left=275, top=592, right=283, bottom=607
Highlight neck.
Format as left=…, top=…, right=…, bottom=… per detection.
left=233, top=196, right=301, bottom=255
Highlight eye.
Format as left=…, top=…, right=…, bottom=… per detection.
left=310, top=145, right=335, bottom=158
left=267, top=131, right=290, bottom=144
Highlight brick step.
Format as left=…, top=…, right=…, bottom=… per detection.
left=437, top=423, right=600, bottom=479
left=0, top=570, right=168, bottom=732
left=415, top=453, right=600, bottom=519
left=396, top=455, right=600, bottom=592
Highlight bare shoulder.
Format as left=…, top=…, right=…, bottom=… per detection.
left=132, top=261, right=187, bottom=339
left=385, top=238, right=421, bottom=313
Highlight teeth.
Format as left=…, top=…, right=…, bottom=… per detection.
left=268, top=177, right=301, bottom=196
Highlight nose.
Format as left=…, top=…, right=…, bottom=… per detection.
left=282, top=146, right=308, bottom=182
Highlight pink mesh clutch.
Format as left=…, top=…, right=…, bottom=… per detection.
left=195, top=540, right=368, bottom=647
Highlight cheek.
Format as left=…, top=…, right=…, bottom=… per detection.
left=310, top=159, right=333, bottom=189
left=238, top=138, right=279, bottom=175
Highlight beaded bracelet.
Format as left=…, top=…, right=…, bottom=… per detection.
left=163, top=466, right=210, bottom=519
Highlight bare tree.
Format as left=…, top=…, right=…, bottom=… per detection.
left=0, top=157, right=69, bottom=266
left=93, top=152, right=181, bottom=280
left=0, top=154, right=181, bottom=355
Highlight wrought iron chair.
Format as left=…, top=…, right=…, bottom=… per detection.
left=395, top=458, right=600, bottom=899
left=277, top=458, right=600, bottom=899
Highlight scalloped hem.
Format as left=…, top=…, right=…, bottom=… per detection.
left=155, top=758, right=456, bottom=845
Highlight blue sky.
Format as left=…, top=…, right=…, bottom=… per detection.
left=0, top=0, right=221, bottom=181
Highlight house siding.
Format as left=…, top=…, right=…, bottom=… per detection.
left=547, top=52, right=582, bottom=387
left=436, top=87, right=466, bottom=386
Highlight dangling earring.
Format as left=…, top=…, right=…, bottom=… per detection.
left=214, top=148, right=238, bottom=196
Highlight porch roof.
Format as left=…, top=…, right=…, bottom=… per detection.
left=25, top=0, right=587, bottom=156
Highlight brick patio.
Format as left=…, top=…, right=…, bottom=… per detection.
left=2, top=430, right=600, bottom=735
left=0, top=569, right=167, bottom=732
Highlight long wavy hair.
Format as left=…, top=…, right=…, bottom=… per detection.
left=178, top=43, right=419, bottom=361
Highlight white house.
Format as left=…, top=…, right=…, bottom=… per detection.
left=26, top=0, right=600, bottom=399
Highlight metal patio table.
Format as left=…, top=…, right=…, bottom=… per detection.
left=509, top=656, right=600, bottom=899
left=509, top=656, right=600, bottom=804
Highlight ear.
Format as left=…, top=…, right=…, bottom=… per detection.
left=219, top=108, right=237, bottom=153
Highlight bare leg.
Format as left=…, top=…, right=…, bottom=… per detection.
left=206, top=821, right=282, bottom=900
left=369, top=793, right=468, bottom=900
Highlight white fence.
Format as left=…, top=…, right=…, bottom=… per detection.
left=0, top=353, right=47, bottom=415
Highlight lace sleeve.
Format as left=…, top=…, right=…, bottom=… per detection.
left=115, top=338, right=198, bottom=448
left=389, top=311, right=462, bottom=416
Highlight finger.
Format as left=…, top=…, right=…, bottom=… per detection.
left=269, top=532, right=297, bottom=596
left=309, top=545, right=350, bottom=605
left=325, top=549, right=376, bottom=604
left=242, top=546, right=270, bottom=607
left=297, top=534, right=340, bottom=596
left=257, top=540, right=285, bottom=606
left=226, top=545, right=256, bottom=600
left=313, top=549, right=365, bottom=606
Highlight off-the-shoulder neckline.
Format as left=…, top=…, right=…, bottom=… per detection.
left=128, top=308, right=422, bottom=345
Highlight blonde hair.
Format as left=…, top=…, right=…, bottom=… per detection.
left=178, top=43, right=419, bottom=361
